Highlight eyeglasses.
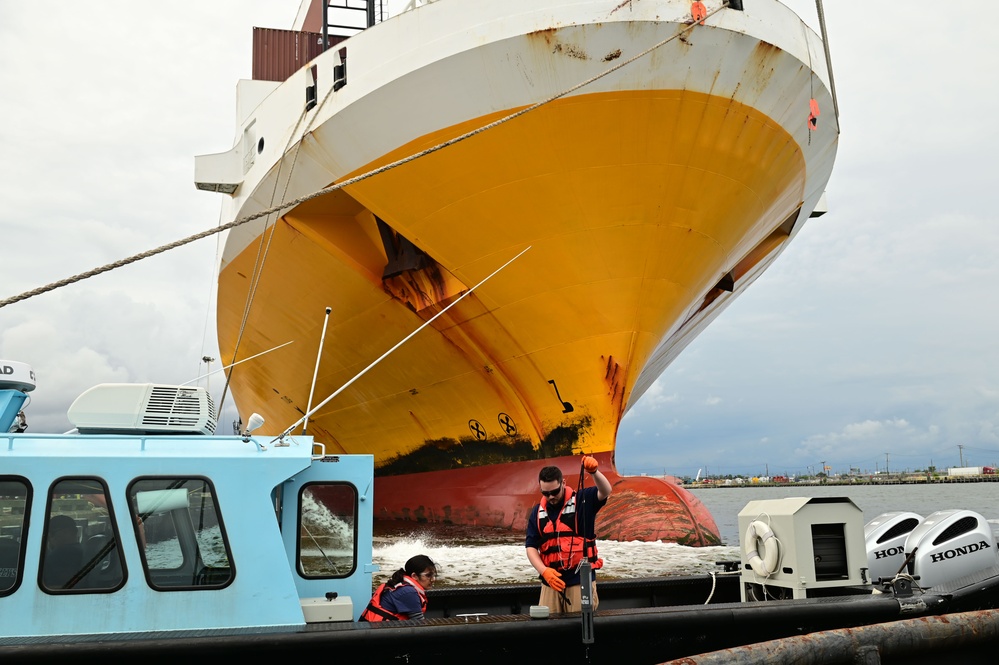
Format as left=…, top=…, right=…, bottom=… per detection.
left=540, top=484, right=563, bottom=498
left=418, top=572, right=437, bottom=580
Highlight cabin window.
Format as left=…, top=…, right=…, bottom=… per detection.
left=40, top=478, right=126, bottom=594
left=128, top=477, right=234, bottom=590
left=0, top=477, right=30, bottom=596
left=298, top=482, right=357, bottom=578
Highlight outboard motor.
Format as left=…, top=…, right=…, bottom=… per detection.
left=865, top=511, right=923, bottom=583
left=0, top=360, right=35, bottom=433
left=904, top=509, right=999, bottom=588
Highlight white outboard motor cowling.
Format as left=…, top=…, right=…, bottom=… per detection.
left=904, top=509, right=999, bottom=588
left=865, top=511, right=923, bottom=583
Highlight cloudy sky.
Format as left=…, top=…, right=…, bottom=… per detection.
left=618, top=2, right=999, bottom=478
left=2, top=2, right=997, bottom=480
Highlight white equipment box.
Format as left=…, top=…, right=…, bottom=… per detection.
left=738, top=496, right=868, bottom=601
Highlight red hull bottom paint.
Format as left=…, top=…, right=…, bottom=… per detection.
left=373, top=452, right=721, bottom=546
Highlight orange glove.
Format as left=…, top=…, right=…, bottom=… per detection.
left=540, top=567, right=566, bottom=592
left=582, top=455, right=598, bottom=474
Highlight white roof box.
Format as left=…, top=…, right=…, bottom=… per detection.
left=68, top=384, right=217, bottom=436
left=0, top=360, right=36, bottom=393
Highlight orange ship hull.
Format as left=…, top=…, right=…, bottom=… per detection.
left=200, top=0, right=837, bottom=546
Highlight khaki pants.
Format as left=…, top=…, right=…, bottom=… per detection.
left=538, top=582, right=599, bottom=614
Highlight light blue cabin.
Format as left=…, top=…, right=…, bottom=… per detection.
left=0, top=378, right=375, bottom=642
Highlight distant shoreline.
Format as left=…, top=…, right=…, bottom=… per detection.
left=684, top=476, right=999, bottom=489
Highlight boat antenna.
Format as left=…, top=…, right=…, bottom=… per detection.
left=180, top=341, right=295, bottom=386
left=303, top=307, right=333, bottom=434
left=272, top=245, right=531, bottom=444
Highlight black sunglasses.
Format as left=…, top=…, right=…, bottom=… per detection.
left=540, top=484, right=563, bottom=498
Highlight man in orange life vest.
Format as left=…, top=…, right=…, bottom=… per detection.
left=525, top=456, right=612, bottom=613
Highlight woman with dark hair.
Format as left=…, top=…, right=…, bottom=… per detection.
left=359, top=554, right=438, bottom=621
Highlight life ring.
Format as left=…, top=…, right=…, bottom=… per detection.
left=744, top=520, right=779, bottom=577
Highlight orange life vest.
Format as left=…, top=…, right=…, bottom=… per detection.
left=358, top=575, right=427, bottom=622
left=537, top=485, right=601, bottom=573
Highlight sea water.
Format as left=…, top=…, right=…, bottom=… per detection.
left=372, top=483, right=999, bottom=587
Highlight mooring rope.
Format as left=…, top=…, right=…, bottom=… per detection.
left=0, top=2, right=734, bottom=311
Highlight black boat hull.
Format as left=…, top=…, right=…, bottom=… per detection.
left=5, top=570, right=999, bottom=664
